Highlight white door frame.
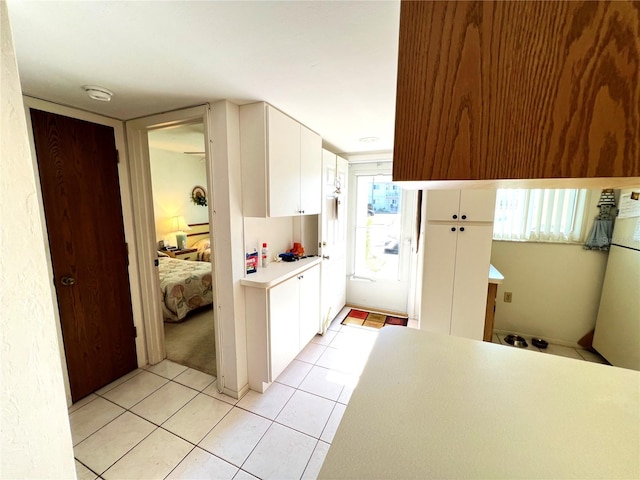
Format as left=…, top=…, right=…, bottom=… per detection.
left=22, top=96, right=147, bottom=405
left=125, top=105, right=222, bottom=378
left=345, top=160, right=418, bottom=315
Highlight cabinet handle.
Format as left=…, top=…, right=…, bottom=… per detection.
left=461, top=214, right=467, bottom=220
left=298, top=275, right=304, bottom=280
left=452, top=214, right=458, bottom=219
left=460, top=227, right=465, bottom=232
left=451, top=227, right=456, bottom=232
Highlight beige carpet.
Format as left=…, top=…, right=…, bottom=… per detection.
left=164, top=306, right=216, bottom=376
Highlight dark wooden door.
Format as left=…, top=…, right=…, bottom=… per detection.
left=30, top=109, right=137, bottom=402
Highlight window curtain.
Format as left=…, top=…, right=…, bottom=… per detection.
left=494, top=189, right=589, bottom=243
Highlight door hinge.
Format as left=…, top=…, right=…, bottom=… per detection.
left=116, top=150, right=120, bottom=163
left=134, top=326, right=137, bottom=338
left=125, top=242, right=129, bottom=265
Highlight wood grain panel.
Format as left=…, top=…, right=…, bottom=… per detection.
left=31, top=109, right=137, bottom=401
left=393, top=1, right=640, bottom=183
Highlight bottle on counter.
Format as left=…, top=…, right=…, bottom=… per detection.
left=261, top=242, right=269, bottom=268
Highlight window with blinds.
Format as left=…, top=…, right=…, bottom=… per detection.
left=493, top=189, right=589, bottom=243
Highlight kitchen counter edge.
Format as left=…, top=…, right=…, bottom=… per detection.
left=240, top=256, right=322, bottom=289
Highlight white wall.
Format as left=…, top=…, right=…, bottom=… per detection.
left=244, top=217, right=294, bottom=262
left=0, top=2, right=76, bottom=477
left=490, top=189, right=610, bottom=346
left=491, top=242, right=609, bottom=346
left=209, top=100, right=249, bottom=397
left=148, top=147, right=208, bottom=242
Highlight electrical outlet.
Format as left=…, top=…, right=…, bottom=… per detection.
left=504, top=292, right=513, bottom=303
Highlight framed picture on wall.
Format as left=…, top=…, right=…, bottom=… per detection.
left=191, top=185, right=207, bottom=206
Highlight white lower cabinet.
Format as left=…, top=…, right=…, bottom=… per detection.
left=268, top=278, right=301, bottom=383
left=298, top=264, right=321, bottom=348
left=245, top=263, right=320, bottom=392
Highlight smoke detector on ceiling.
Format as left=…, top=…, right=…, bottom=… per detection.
left=83, top=85, right=113, bottom=102
left=359, top=136, right=379, bottom=143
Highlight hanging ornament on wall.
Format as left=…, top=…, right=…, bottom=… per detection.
left=191, top=185, right=207, bottom=207
left=584, top=189, right=616, bottom=251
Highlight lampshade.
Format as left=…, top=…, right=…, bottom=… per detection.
left=171, top=216, right=191, bottom=232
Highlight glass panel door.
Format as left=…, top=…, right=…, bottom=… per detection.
left=353, top=175, right=402, bottom=280
left=346, top=162, right=416, bottom=314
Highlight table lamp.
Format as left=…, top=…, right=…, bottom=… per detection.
left=172, top=215, right=191, bottom=249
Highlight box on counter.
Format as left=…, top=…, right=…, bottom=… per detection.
left=246, top=250, right=258, bottom=274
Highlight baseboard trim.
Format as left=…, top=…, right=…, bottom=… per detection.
left=224, top=382, right=250, bottom=400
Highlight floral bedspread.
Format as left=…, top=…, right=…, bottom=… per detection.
left=158, top=257, right=213, bottom=322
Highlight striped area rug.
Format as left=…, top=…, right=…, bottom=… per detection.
left=341, top=309, right=408, bottom=330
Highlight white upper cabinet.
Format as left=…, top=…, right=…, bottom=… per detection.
left=299, top=124, right=322, bottom=215
left=267, top=107, right=301, bottom=217
left=459, top=190, right=497, bottom=223
left=426, top=190, right=496, bottom=222
left=425, top=190, right=462, bottom=221
left=240, top=102, right=322, bottom=217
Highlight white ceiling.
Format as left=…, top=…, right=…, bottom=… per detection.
left=7, top=0, right=400, bottom=155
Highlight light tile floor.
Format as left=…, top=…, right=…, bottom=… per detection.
left=492, top=332, right=609, bottom=364
left=71, top=307, right=366, bottom=480
left=71, top=310, right=609, bottom=480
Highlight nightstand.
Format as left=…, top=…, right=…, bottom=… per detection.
left=166, top=248, right=197, bottom=261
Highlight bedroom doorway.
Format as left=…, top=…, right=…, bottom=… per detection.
left=125, top=106, right=221, bottom=382
left=148, top=122, right=216, bottom=376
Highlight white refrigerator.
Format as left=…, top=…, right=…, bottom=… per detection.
left=593, top=188, right=640, bottom=371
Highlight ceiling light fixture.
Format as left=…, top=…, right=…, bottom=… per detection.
left=359, top=136, right=379, bottom=143
left=83, top=85, right=113, bottom=102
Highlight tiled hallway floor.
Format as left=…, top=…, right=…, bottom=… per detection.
left=71, top=310, right=610, bottom=480
left=71, top=308, right=372, bottom=480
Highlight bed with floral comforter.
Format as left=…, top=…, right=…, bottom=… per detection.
left=158, top=257, right=213, bottom=322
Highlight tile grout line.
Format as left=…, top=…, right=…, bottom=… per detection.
left=74, top=373, right=230, bottom=477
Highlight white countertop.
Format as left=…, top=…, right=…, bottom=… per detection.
left=489, top=264, right=504, bottom=284
left=240, top=256, right=321, bottom=288
left=319, top=327, right=640, bottom=479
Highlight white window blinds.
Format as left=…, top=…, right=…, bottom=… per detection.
left=493, top=189, right=589, bottom=243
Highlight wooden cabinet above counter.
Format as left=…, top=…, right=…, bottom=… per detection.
left=392, top=1, right=640, bottom=188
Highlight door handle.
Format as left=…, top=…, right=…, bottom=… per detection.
left=322, top=255, right=330, bottom=260
left=60, top=275, right=76, bottom=286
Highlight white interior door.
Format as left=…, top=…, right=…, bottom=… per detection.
left=346, top=162, right=416, bottom=315
left=320, top=150, right=348, bottom=330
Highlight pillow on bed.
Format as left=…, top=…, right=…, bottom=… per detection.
left=192, top=238, right=210, bottom=251
left=157, top=250, right=170, bottom=257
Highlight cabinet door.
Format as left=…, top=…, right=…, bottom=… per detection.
left=393, top=1, right=640, bottom=182
left=421, top=224, right=457, bottom=334
left=268, top=106, right=301, bottom=217
left=425, top=190, right=461, bottom=221
left=268, top=277, right=300, bottom=381
left=300, top=125, right=322, bottom=215
left=459, top=190, right=496, bottom=223
left=299, top=264, right=321, bottom=348
left=450, top=224, right=494, bottom=340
